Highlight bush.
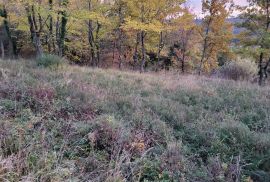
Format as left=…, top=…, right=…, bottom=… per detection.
left=36, top=54, right=64, bottom=69
left=214, top=59, right=258, bottom=81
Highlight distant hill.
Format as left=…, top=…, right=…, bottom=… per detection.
left=228, top=18, right=245, bottom=34
left=195, top=17, right=244, bottom=35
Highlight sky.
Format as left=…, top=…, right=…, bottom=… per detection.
left=187, top=0, right=249, bottom=16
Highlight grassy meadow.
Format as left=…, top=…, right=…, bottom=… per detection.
left=0, top=60, right=270, bottom=181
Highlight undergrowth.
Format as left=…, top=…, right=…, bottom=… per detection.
left=0, top=60, right=269, bottom=181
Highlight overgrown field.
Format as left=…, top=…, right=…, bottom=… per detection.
left=0, top=60, right=270, bottom=182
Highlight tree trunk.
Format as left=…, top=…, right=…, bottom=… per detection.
left=113, top=40, right=116, bottom=63
left=117, top=30, right=123, bottom=69
left=181, top=54, right=185, bottom=73
left=1, top=7, right=17, bottom=58
left=88, top=0, right=97, bottom=66
left=26, top=5, right=43, bottom=57
left=264, top=58, right=270, bottom=79
left=33, top=32, right=43, bottom=57
left=140, top=31, right=146, bottom=73
left=59, top=11, right=68, bottom=57
left=117, top=27, right=124, bottom=69
left=95, top=21, right=101, bottom=67
left=199, top=36, right=208, bottom=75
left=117, top=3, right=125, bottom=70
left=88, top=19, right=96, bottom=66
left=118, top=47, right=123, bottom=69
left=156, top=31, right=163, bottom=72
left=199, top=17, right=212, bottom=75
left=259, top=53, right=264, bottom=86
left=1, top=40, right=4, bottom=59
left=56, top=12, right=60, bottom=54
left=48, top=0, right=54, bottom=53
left=133, top=32, right=140, bottom=70
left=140, top=4, right=145, bottom=73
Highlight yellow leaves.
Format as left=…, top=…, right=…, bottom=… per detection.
left=203, top=58, right=218, bottom=73
left=199, top=0, right=234, bottom=73
left=131, top=141, right=145, bottom=152
left=9, top=13, right=28, bottom=31
left=123, top=17, right=163, bottom=33
left=123, top=0, right=189, bottom=35
left=71, top=10, right=110, bottom=25
left=17, top=24, right=29, bottom=31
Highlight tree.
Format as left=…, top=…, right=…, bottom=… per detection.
left=0, top=3, right=17, bottom=58
left=9, top=0, right=60, bottom=57
left=57, top=0, right=69, bottom=57
left=169, top=28, right=194, bottom=73
left=25, top=2, right=44, bottom=57
left=123, top=0, right=185, bottom=72
left=238, top=0, right=270, bottom=85
left=168, top=7, right=196, bottom=73
left=0, top=0, right=237, bottom=75
left=198, top=0, right=234, bottom=74
left=71, top=0, right=111, bottom=66
left=111, top=0, right=128, bottom=69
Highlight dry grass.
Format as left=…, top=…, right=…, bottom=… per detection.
left=0, top=59, right=270, bottom=181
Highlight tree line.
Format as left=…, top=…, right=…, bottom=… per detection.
left=0, top=0, right=269, bottom=84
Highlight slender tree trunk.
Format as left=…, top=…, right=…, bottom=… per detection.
left=133, top=32, right=140, bottom=70
left=259, top=53, right=264, bottom=86
left=88, top=0, right=97, bottom=66
left=48, top=0, right=54, bottom=53
left=264, top=58, right=270, bottom=79
left=199, top=17, right=212, bottom=75
left=113, top=40, right=116, bottom=63
left=55, top=0, right=68, bottom=57
left=181, top=54, right=185, bottom=73
left=199, top=36, right=208, bottom=75
left=95, top=21, right=101, bottom=67
left=156, top=31, right=163, bottom=72
left=117, top=27, right=124, bottom=69
left=117, top=29, right=124, bottom=69
left=140, top=4, right=146, bottom=73
left=1, top=40, right=4, bottom=59
left=88, top=19, right=96, bottom=66
left=59, top=11, right=68, bottom=57
left=181, top=42, right=187, bottom=73
left=26, top=5, right=43, bottom=57
left=1, top=7, right=17, bottom=58
left=118, top=45, right=123, bottom=69
left=56, top=12, right=60, bottom=54
left=117, top=3, right=125, bottom=70
left=140, top=31, right=146, bottom=73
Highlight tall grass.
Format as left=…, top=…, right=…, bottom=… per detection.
left=0, top=60, right=269, bottom=181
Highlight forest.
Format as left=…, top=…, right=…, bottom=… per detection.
left=0, top=0, right=270, bottom=182
left=0, top=0, right=269, bottom=84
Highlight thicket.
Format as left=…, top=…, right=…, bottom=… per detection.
left=215, top=59, right=258, bottom=81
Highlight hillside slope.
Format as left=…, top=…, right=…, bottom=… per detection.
left=0, top=60, right=270, bottom=182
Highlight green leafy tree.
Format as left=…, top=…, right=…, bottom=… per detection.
left=238, top=0, right=270, bottom=85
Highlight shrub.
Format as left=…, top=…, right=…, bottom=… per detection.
left=219, top=121, right=251, bottom=147
left=36, top=54, right=64, bottom=69
left=214, top=59, right=258, bottom=81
